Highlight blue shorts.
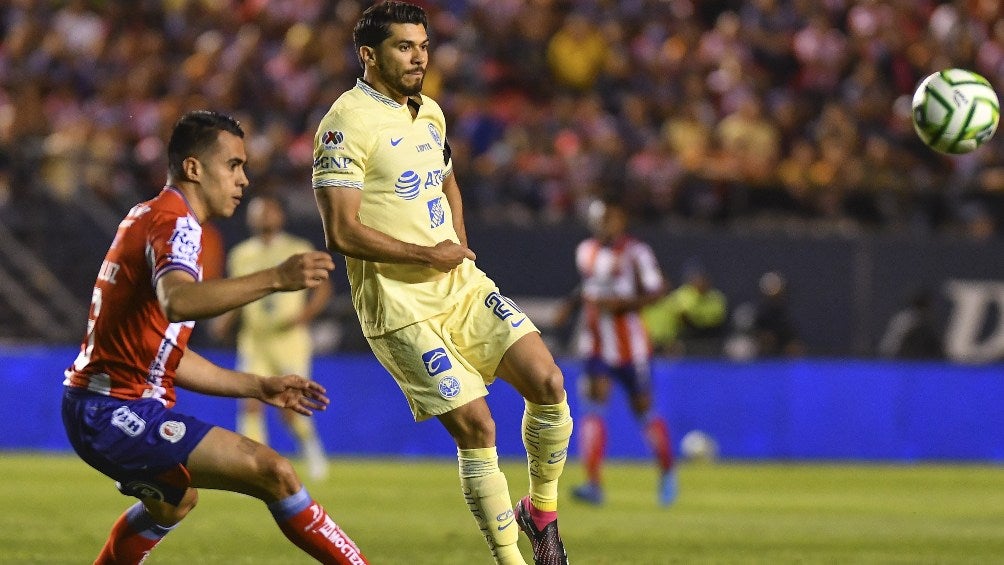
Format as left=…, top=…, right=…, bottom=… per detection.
left=584, top=357, right=653, bottom=396
left=62, top=387, right=214, bottom=505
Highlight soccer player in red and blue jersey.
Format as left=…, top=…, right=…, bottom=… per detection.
left=62, top=110, right=369, bottom=564
left=556, top=197, right=677, bottom=506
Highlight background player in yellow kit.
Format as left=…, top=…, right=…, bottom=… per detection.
left=215, top=195, right=332, bottom=481
left=311, top=3, right=572, bottom=564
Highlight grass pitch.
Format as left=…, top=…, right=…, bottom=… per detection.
left=1, top=454, right=1003, bottom=564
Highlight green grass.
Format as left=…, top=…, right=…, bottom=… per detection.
left=2, top=454, right=1004, bottom=564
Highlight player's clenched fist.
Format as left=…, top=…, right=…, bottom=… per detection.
left=427, top=240, right=476, bottom=272
left=273, top=251, right=336, bottom=290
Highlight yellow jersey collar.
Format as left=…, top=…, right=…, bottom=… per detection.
left=356, top=78, right=424, bottom=110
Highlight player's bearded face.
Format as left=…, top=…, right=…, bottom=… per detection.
left=378, top=54, right=423, bottom=96
left=376, top=24, right=428, bottom=97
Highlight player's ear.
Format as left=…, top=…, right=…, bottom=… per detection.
left=181, top=156, right=201, bottom=182
left=360, top=46, right=376, bottom=67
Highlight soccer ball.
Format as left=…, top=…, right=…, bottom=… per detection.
left=680, top=430, right=718, bottom=463
left=911, top=68, right=1000, bottom=154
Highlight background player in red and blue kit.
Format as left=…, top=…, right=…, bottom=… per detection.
left=61, top=110, right=369, bottom=564
left=555, top=197, right=677, bottom=506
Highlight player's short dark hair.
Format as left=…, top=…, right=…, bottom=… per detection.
left=167, top=110, right=244, bottom=179
left=353, top=1, right=428, bottom=65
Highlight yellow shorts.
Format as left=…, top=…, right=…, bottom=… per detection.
left=236, top=328, right=312, bottom=379
left=367, top=281, right=538, bottom=421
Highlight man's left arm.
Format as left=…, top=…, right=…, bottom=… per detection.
left=442, top=170, right=468, bottom=248
left=175, top=348, right=329, bottom=415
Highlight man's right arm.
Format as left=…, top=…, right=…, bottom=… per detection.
left=314, top=185, right=474, bottom=272
left=156, top=251, right=335, bottom=322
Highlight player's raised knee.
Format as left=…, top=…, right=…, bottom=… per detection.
left=533, top=364, right=566, bottom=405
left=257, top=452, right=302, bottom=498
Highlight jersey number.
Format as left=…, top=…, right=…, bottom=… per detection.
left=75, top=287, right=103, bottom=368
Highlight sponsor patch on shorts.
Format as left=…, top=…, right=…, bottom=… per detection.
left=422, top=347, right=452, bottom=376
left=111, top=406, right=146, bottom=437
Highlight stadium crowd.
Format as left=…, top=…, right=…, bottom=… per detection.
left=2, top=0, right=1003, bottom=238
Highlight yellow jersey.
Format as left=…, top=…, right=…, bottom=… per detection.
left=312, top=79, right=487, bottom=336
left=228, top=232, right=313, bottom=334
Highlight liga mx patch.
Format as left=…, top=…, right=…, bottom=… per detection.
left=159, top=421, right=186, bottom=443
left=428, top=197, right=445, bottom=228
left=438, top=376, right=461, bottom=399
left=321, top=130, right=344, bottom=149
left=422, top=347, right=452, bottom=376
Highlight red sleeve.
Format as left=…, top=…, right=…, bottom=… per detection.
left=150, top=210, right=203, bottom=283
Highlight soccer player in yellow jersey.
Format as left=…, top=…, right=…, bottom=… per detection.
left=216, top=196, right=332, bottom=481
left=311, top=3, right=572, bottom=564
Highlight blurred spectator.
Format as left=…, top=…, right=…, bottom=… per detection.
left=3, top=0, right=1004, bottom=348
left=878, top=288, right=944, bottom=360
left=546, top=10, right=609, bottom=92
left=726, top=271, right=805, bottom=360
left=3, top=0, right=1003, bottom=234
left=715, top=94, right=781, bottom=188
left=752, top=271, right=805, bottom=357
left=642, top=260, right=727, bottom=356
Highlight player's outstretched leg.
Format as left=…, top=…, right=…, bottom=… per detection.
left=94, top=502, right=177, bottom=565
left=520, top=396, right=572, bottom=565
left=192, top=427, right=367, bottom=564
left=643, top=412, right=677, bottom=506
left=458, top=447, right=527, bottom=565
left=268, top=486, right=369, bottom=564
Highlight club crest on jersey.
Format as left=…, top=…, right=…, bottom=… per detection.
left=428, top=197, right=445, bottom=228
left=438, top=376, right=461, bottom=399
left=422, top=347, right=452, bottom=376
left=159, top=420, right=186, bottom=443
left=321, top=130, right=344, bottom=149
left=427, top=123, right=443, bottom=148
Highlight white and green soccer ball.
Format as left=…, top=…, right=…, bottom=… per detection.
left=912, top=68, right=1000, bottom=154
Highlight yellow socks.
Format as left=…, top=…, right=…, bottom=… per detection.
left=522, top=394, right=573, bottom=512
left=458, top=447, right=526, bottom=565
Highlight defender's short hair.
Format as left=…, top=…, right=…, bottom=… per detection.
left=353, top=1, right=428, bottom=65
left=167, top=110, right=244, bottom=179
